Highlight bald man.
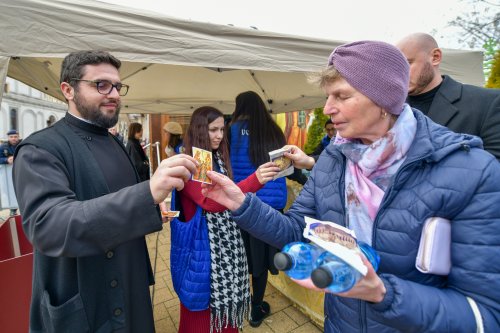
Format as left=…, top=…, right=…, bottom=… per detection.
left=397, top=33, right=500, bottom=160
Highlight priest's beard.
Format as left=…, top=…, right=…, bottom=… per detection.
left=73, top=90, right=121, bottom=128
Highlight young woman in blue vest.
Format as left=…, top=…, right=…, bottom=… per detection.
left=172, top=106, right=279, bottom=333
left=228, top=91, right=295, bottom=327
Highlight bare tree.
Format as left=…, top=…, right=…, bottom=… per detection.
left=448, top=0, right=499, bottom=79
left=449, top=0, right=499, bottom=49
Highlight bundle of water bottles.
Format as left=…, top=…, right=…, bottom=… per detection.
left=273, top=241, right=380, bottom=293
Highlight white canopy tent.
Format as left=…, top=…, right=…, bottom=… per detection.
left=0, top=0, right=485, bottom=115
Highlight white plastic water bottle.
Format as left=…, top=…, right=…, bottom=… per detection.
left=310, top=242, right=380, bottom=292
left=273, top=242, right=324, bottom=280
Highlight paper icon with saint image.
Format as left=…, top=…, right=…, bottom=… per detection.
left=192, top=146, right=213, bottom=184
left=269, top=147, right=294, bottom=180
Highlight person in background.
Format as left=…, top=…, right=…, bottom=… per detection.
left=396, top=32, right=500, bottom=160
left=13, top=50, right=197, bottom=333
left=309, top=119, right=336, bottom=161
left=108, top=125, right=124, bottom=144
left=1, top=129, right=21, bottom=215
left=173, top=106, right=279, bottom=333
left=201, top=40, right=500, bottom=332
left=126, top=122, right=150, bottom=182
left=163, top=121, right=184, bottom=157
left=1, top=129, right=21, bottom=165
left=229, top=90, right=302, bottom=326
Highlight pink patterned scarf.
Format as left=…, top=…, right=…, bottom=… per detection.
left=335, top=105, right=416, bottom=245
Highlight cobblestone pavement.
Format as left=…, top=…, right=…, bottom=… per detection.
left=146, top=224, right=323, bottom=333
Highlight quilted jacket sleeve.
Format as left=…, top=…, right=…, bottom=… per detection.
left=369, top=156, right=500, bottom=332
left=231, top=169, right=318, bottom=249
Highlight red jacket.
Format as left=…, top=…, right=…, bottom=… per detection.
left=180, top=173, right=262, bottom=220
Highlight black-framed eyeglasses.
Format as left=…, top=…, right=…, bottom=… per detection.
left=71, top=79, right=129, bottom=96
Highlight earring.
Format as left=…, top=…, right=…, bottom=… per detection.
left=382, top=111, right=388, bottom=118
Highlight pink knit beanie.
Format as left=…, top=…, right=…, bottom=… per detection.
left=328, top=40, right=409, bottom=115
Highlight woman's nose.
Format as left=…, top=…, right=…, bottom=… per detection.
left=324, top=96, right=337, bottom=115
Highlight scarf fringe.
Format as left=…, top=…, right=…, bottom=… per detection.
left=210, top=300, right=251, bottom=333
left=206, top=151, right=251, bottom=333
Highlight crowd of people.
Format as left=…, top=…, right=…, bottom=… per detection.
left=8, top=31, right=500, bottom=333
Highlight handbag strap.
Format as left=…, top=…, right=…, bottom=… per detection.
left=466, top=296, right=484, bottom=333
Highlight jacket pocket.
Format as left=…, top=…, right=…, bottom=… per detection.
left=41, top=290, right=90, bottom=333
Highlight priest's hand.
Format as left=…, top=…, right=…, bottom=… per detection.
left=150, top=154, right=198, bottom=204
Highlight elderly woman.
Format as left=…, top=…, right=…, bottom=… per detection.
left=200, top=41, right=500, bottom=332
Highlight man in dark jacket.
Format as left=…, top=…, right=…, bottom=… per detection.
left=1, top=129, right=21, bottom=215
left=1, top=129, right=21, bottom=165
left=13, top=50, right=197, bottom=333
left=397, top=32, right=500, bottom=160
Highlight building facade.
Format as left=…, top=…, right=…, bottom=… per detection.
left=1, top=77, right=66, bottom=141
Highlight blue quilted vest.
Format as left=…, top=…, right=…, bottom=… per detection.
left=170, top=190, right=211, bottom=311
left=230, top=121, right=287, bottom=209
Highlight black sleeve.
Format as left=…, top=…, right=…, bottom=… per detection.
left=309, top=143, right=325, bottom=162
left=286, top=167, right=308, bottom=185
left=13, top=145, right=162, bottom=257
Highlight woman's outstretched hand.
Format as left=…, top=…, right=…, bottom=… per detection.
left=283, top=145, right=315, bottom=170
left=201, top=171, right=246, bottom=211
left=256, top=162, right=281, bottom=184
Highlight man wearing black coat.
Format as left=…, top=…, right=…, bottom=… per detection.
left=13, top=50, right=197, bottom=333
left=397, top=33, right=500, bottom=160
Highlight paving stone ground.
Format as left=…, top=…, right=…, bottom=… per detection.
left=146, top=224, right=323, bottom=332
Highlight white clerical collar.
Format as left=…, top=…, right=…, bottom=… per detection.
left=67, top=111, right=94, bottom=124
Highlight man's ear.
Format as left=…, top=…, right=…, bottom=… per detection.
left=61, top=82, right=74, bottom=100
left=431, top=48, right=442, bottom=66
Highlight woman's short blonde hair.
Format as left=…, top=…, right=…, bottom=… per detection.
left=308, top=66, right=343, bottom=89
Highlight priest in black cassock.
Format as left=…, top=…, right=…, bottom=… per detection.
left=13, top=50, right=197, bottom=333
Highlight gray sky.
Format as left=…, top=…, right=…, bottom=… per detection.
left=99, top=0, right=479, bottom=49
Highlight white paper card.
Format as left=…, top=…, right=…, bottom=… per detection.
left=303, top=216, right=368, bottom=276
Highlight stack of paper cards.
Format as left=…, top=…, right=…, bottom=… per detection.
left=269, top=147, right=294, bottom=180
left=192, top=147, right=213, bottom=184
left=161, top=210, right=180, bottom=218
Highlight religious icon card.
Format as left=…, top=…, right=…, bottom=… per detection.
left=192, top=147, right=213, bottom=184
left=269, top=147, right=294, bottom=180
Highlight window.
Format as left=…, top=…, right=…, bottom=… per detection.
left=9, top=108, right=18, bottom=130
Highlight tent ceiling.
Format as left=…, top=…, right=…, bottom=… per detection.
left=0, top=0, right=485, bottom=115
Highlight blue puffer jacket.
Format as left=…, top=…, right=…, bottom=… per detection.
left=230, top=121, right=287, bottom=209
left=232, top=109, right=500, bottom=332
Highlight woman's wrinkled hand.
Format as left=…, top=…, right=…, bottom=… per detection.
left=336, top=254, right=386, bottom=303
left=201, top=171, right=246, bottom=211
left=256, top=162, right=281, bottom=184
left=283, top=145, right=315, bottom=170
